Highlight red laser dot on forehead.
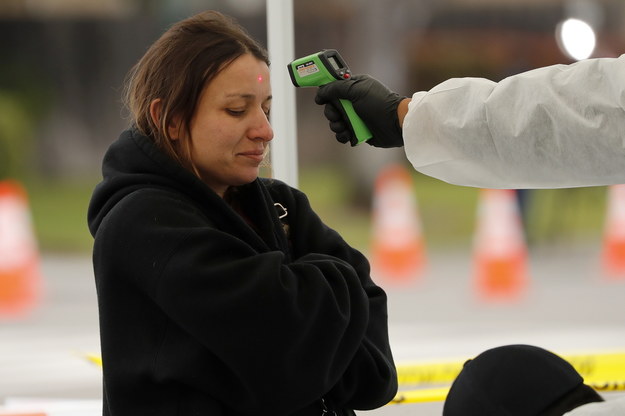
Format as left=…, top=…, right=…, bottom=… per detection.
left=257, top=75, right=263, bottom=82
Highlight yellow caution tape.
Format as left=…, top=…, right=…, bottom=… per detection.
left=84, top=353, right=102, bottom=367
left=566, top=352, right=625, bottom=381
left=396, top=351, right=625, bottom=387
left=390, top=387, right=450, bottom=404
left=587, top=380, right=625, bottom=392
left=388, top=379, right=625, bottom=405
left=396, top=360, right=464, bottom=386
left=81, top=350, right=625, bottom=406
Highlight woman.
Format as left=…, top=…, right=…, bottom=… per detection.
left=87, top=10, right=397, bottom=416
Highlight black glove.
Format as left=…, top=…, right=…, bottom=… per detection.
left=314, top=74, right=406, bottom=148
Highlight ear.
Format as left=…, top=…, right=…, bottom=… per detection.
left=149, top=98, right=182, bottom=140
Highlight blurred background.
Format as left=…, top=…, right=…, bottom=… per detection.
left=1, top=0, right=625, bottom=414
left=2, top=0, right=624, bottom=252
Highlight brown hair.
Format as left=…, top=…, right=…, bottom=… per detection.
left=123, top=10, right=270, bottom=170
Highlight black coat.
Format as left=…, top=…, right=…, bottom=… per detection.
left=87, top=129, right=397, bottom=416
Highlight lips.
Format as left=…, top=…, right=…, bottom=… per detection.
left=238, top=149, right=265, bottom=162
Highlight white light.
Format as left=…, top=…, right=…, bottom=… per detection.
left=557, top=18, right=596, bottom=61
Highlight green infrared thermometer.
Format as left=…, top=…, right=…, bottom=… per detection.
left=287, top=49, right=372, bottom=145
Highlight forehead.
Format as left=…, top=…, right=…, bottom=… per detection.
left=208, top=54, right=271, bottom=95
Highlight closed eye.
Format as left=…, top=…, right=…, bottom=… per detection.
left=227, top=109, right=245, bottom=117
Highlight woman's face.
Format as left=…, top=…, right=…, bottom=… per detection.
left=184, top=54, right=273, bottom=197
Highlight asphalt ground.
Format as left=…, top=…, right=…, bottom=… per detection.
left=1, top=245, right=624, bottom=415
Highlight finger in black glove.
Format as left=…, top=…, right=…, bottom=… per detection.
left=315, top=75, right=406, bottom=148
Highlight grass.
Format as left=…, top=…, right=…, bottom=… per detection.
left=14, top=167, right=609, bottom=254
left=298, top=165, right=481, bottom=252
left=300, top=165, right=609, bottom=253
left=24, top=178, right=97, bottom=253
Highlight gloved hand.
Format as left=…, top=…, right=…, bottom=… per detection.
left=314, top=74, right=406, bottom=148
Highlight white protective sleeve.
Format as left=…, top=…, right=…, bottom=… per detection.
left=403, top=54, right=625, bottom=189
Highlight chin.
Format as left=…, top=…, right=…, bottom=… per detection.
left=235, top=174, right=259, bottom=186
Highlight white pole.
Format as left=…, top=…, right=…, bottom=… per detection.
left=266, top=0, right=298, bottom=188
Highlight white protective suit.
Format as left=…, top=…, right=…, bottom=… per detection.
left=403, top=54, right=625, bottom=189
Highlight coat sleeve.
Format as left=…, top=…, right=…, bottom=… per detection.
left=102, top=188, right=390, bottom=415
left=285, top=187, right=398, bottom=411
left=403, top=54, right=625, bottom=189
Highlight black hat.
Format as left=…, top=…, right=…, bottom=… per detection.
left=442, top=344, right=603, bottom=416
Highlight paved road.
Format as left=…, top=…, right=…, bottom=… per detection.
left=364, top=244, right=625, bottom=415
left=1, top=245, right=624, bottom=415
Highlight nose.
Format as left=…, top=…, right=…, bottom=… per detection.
left=249, top=108, right=274, bottom=142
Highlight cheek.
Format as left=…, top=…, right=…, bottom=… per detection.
left=188, top=111, right=244, bottom=158
left=190, top=125, right=233, bottom=163
left=208, top=126, right=236, bottom=151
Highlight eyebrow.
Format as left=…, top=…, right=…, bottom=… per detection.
left=225, top=93, right=273, bottom=101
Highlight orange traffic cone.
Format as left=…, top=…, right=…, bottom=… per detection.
left=370, top=164, right=425, bottom=283
left=0, top=180, right=42, bottom=318
left=472, top=189, right=528, bottom=301
left=601, top=184, right=625, bottom=279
